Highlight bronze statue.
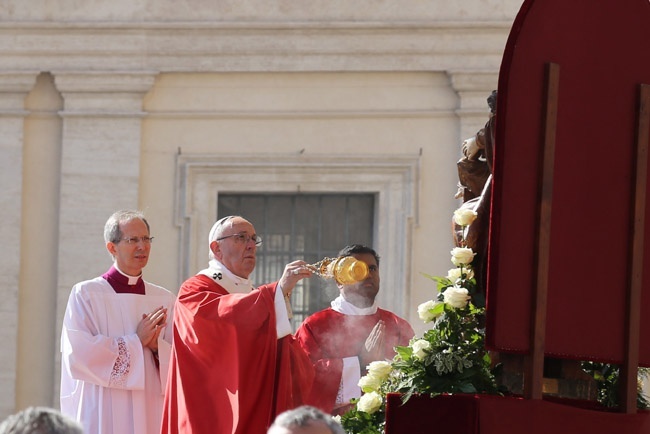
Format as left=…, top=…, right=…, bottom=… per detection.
left=453, top=91, right=497, bottom=298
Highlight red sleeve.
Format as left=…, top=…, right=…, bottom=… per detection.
left=295, top=317, right=344, bottom=413
left=273, top=335, right=315, bottom=416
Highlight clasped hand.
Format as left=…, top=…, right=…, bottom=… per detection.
left=359, top=320, right=386, bottom=371
left=137, top=306, right=167, bottom=351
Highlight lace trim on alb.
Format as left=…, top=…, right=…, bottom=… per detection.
left=109, top=337, right=130, bottom=388
left=335, top=379, right=345, bottom=405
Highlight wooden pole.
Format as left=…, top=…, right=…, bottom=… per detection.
left=621, top=83, right=650, bottom=414
left=525, top=62, right=559, bottom=400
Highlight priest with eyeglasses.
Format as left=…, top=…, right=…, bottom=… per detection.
left=162, top=215, right=315, bottom=434
left=60, top=210, right=176, bottom=434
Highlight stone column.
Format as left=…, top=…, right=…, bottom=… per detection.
left=52, top=71, right=157, bottom=400
left=0, top=71, right=39, bottom=416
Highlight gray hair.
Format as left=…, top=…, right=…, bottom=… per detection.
left=268, top=406, right=344, bottom=434
left=0, top=407, right=83, bottom=434
left=104, top=210, right=150, bottom=244
left=207, top=215, right=240, bottom=260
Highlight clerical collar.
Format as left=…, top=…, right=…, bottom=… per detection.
left=102, top=265, right=145, bottom=295
left=198, top=258, right=254, bottom=294
left=331, top=294, right=378, bottom=316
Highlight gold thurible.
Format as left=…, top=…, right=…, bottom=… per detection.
left=306, top=256, right=369, bottom=284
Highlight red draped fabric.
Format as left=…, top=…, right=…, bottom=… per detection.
left=161, top=275, right=313, bottom=434
left=385, top=394, right=650, bottom=434
left=486, top=0, right=650, bottom=364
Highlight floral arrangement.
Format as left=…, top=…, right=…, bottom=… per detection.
left=340, top=207, right=499, bottom=434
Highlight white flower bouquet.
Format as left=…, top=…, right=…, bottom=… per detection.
left=341, top=207, right=499, bottom=433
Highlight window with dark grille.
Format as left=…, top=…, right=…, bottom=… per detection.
left=218, top=193, right=375, bottom=328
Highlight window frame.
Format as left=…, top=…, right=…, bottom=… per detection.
left=218, top=192, right=377, bottom=325
left=175, top=153, right=419, bottom=318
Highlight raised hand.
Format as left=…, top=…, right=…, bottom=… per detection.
left=277, top=260, right=313, bottom=298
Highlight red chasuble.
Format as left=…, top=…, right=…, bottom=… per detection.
left=295, top=308, right=414, bottom=413
left=161, top=275, right=313, bottom=434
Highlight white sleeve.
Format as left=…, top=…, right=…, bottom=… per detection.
left=156, top=304, right=174, bottom=393
left=273, top=284, right=292, bottom=338
left=60, top=284, right=145, bottom=391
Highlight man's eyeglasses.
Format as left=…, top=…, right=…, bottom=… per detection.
left=120, top=236, right=154, bottom=244
left=216, top=232, right=263, bottom=247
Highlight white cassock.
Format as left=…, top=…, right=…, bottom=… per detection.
left=60, top=275, right=175, bottom=434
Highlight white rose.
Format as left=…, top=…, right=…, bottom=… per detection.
left=453, top=208, right=478, bottom=226
left=447, top=267, right=474, bottom=282
left=446, top=268, right=462, bottom=282
left=358, top=374, right=383, bottom=393
left=357, top=391, right=383, bottom=414
left=417, top=300, right=443, bottom=323
left=411, top=339, right=431, bottom=360
left=451, top=247, right=475, bottom=266
left=367, top=360, right=392, bottom=381
left=443, top=285, right=471, bottom=309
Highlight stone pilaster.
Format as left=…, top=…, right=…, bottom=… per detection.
left=0, top=71, right=39, bottom=416
left=15, top=73, right=64, bottom=409
left=448, top=70, right=498, bottom=142
left=52, top=71, right=157, bottom=396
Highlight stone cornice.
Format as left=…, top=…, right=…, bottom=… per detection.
left=0, top=71, right=39, bottom=112
left=448, top=70, right=500, bottom=91
left=52, top=71, right=157, bottom=112
left=0, top=20, right=513, bottom=30
left=52, top=71, right=157, bottom=93
left=0, top=20, right=512, bottom=72
left=145, top=109, right=455, bottom=120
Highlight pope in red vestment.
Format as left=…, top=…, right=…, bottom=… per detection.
left=161, top=216, right=313, bottom=434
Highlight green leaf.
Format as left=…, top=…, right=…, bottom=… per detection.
left=430, top=302, right=445, bottom=317
left=394, top=346, right=412, bottom=362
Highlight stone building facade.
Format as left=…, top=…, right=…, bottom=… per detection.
left=0, top=0, right=521, bottom=417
